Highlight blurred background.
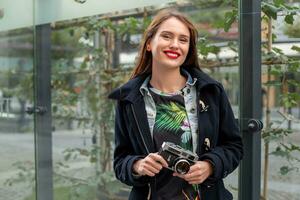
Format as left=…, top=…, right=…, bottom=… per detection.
left=0, top=0, right=299, bottom=199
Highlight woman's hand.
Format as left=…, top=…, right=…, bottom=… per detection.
left=173, top=160, right=213, bottom=184
left=133, top=153, right=168, bottom=177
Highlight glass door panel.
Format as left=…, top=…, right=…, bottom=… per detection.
left=0, top=28, right=36, bottom=200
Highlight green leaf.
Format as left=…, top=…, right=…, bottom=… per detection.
left=291, top=45, right=300, bottom=52
left=264, top=80, right=282, bottom=86
left=269, top=65, right=283, bottom=76
left=287, top=80, right=300, bottom=88
left=289, top=62, right=300, bottom=72
left=272, top=47, right=283, bottom=55
left=280, top=93, right=300, bottom=108
left=273, top=0, right=284, bottom=7
left=224, top=10, right=237, bottom=32
left=280, top=166, right=293, bottom=175
left=198, top=37, right=220, bottom=56
left=272, top=33, right=277, bottom=42
left=262, top=3, right=279, bottom=20
left=271, top=146, right=289, bottom=158
left=284, top=14, right=294, bottom=25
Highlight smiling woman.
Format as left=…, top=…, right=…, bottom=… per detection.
left=108, top=9, right=243, bottom=200
left=148, top=17, right=190, bottom=70
left=148, top=16, right=191, bottom=94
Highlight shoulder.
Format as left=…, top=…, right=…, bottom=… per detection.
left=186, top=67, right=224, bottom=94
left=108, top=74, right=148, bottom=101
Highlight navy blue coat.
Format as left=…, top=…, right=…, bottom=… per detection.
left=108, top=67, right=243, bottom=200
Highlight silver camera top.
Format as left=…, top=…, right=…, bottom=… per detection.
left=161, top=142, right=198, bottom=162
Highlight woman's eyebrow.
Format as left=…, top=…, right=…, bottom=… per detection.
left=160, top=31, right=190, bottom=38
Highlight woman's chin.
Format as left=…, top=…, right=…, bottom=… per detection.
left=161, top=61, right=184, bottom=69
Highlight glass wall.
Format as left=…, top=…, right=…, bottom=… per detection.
left=1, top=0, right=299, bottom=200
left=0, top=1, right=36, bottom=200
left=260, top=5, right=300, bottom=199
left=0, top=1, right=242, bottom=199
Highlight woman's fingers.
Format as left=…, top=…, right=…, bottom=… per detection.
left=142, top=167, right=156, bottom=176
left=148, top=153, right=168, bottom=167
left=173, top=161, right=213, bottom=184
left=133, top=153, right=168, bottom=176
left=140, top=160, right=161, bottom=174
left=145, top=154, right=164, bottom=170
left=173, top=171, right=204, bottom=184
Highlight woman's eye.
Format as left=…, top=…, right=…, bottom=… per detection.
left=162, top=34, right=171, bottom=39
left=180, top=38, right=188, bottom=43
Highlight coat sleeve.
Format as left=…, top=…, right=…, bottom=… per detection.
left=113, top=101, right=150, bottom=186
left=200, top=85, right=243, bottom=182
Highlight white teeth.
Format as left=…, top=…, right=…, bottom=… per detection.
left=166, top=52, right=178, bottom=57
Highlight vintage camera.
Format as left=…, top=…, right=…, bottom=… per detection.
left=158, top=142, right=198, bottom=175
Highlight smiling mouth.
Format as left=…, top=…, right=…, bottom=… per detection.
left=164, top=51, right=180, bottom=59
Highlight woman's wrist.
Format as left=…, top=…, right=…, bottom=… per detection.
left=203, top=159, right=214, bottom=176
left=132, top=159, right=142, bottom=175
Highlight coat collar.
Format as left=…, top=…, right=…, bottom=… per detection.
left=139, top=69, right=197, bottom=97
left=108, top=67, right=220, bottom=103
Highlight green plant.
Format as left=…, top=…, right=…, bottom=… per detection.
left=49, top=15, right=150, bottom=199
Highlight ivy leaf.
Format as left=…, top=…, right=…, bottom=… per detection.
left=272, top=47, right=283, bottom=55
left=224, top=9, right=237, bottom=32
left=262, top=3, right=279, bottom=20
left=291, top=45, right=300, bottom=52
left=280, top=93, right=300, bottom=108
left=289, top=62, right=300, bottom=72
left=290, top=144, right=300, bottom=152
left=287, top=80, right=300, bottom=88
left=269, top=65, right=282, bottom=76
left=198, top=37, right=220, bottom=57
left=271, top=146, right=289, bottom=158
left=280, top=166, right=293, bottom=175
left=284, top=14, right=294, bottom=25
left=273, top=0, right=284, bottom=6
left=272, top=33, right=277, bottom=42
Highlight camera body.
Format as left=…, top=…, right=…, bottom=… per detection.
left=158, top=142, right=198, bottom=175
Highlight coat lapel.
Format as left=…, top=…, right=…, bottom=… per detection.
left=131, top=98, right=155, bottom=153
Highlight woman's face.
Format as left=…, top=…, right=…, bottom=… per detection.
left=148, top=17, right=190, bottom=71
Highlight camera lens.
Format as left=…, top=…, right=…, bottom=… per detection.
left=174, top=159, right=190, bottom=175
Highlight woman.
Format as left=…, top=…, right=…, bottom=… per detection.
left=108, top=9, right=243, bottom=200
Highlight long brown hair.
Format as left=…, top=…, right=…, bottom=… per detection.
left=131, top=9, right=200, bottom=79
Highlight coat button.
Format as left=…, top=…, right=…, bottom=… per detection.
left=190, top=108, right=196, bottom=113
left=187, top=88, right=190, bottom=93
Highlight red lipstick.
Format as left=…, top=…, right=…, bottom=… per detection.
left=164, top=50, right=180, bottom=59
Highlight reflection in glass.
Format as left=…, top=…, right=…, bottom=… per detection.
left=0, top=28, right=35, bottom=200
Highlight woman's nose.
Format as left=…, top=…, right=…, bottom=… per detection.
left=170, top=39, right=179, bottom=49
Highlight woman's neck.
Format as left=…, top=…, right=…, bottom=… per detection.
left=150, top=67, right=186, bottom=93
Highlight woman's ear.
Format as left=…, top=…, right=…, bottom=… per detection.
left=146, top=43, right=151, bottom=51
